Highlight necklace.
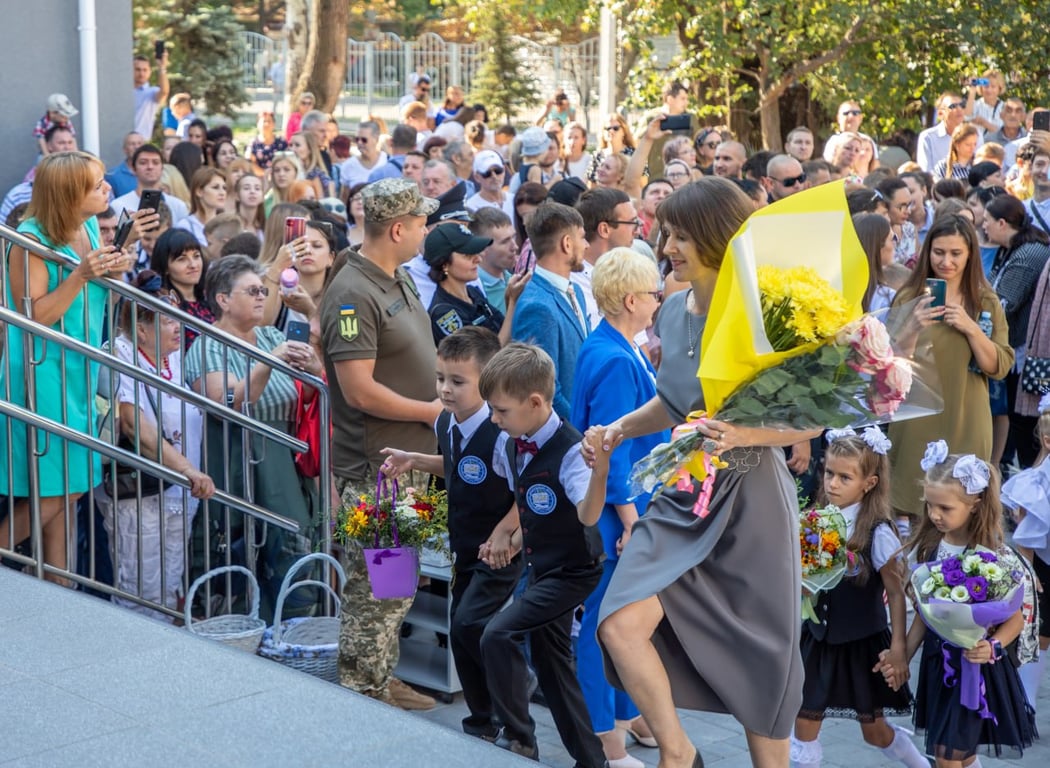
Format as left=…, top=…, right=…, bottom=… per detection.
left=686, top=289, right=699, bottom=359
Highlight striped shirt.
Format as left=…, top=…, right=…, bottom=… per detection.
left=184, top=325, right=297, bottom=424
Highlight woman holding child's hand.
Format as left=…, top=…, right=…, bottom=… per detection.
left=584, top=180, right=821, bottom=768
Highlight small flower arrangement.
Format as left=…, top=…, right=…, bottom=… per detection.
left=334, top=484, right=448, bottom=551
left=917, top=548, right=1014, bottom=604
left=799, top=505, right=853, bottom=623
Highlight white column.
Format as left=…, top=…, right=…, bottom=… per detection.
left=598, top=5, right=617, bottom=118
left=77, top=0, right=100, bottom=155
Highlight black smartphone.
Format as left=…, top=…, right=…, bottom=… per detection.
left=139, top=189, right=163, bottom=212
left=112, top=210, right=134, bottom=250
left=925, top=278, right=947, bottom=317
left=659, top=114, right=691, bottom=132
left=1033, top=111, right=1050, bottom=133
left=286, top=320, right=311, bottom=344
left=154, top=40, right=165, bottom=60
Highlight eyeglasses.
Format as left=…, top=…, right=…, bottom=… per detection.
left=699, top=140, right=720, bottom=149
left=640, top=290, right=663, bottom=302
left=355, top=136, right=371, bottom=144
left=479, top=166, right=504, bottom=178
left=945, top=102, right=965, bottom=111
left=232, top=285, right=269, bottom=298
left=665, top=170, right=689, bottom=180
left=773, top=172, right=807, bottom=187
left=604, top=125, right=622, bottom=133
left=840, top=109, right=863, bottom=117
left=607, top=218, right=643, bottom=229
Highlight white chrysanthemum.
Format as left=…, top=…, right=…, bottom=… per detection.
left=962, top=554, right=983, bottom=574
left=950, top=585, right=970, bottom=603
left=979, top=562, right=1003, bottom=581
left=920, top=577, right=937, bottom=596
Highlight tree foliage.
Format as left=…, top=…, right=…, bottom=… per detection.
left=611, top=0, right=1050, bottom=149
left=135, top=0, right=249, bottom=117
left=468, top=1, right=541, bottom=124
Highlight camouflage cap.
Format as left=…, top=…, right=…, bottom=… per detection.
left=361, top=178, right=439, bottom=223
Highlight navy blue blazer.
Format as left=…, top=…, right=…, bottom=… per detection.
left=510, top=271, right=588, bottom=419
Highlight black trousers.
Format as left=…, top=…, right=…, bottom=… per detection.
left=450, top=556, right=523, bottom=734
left=481, top=561, right=605, bottom=768
left=1006, top=371, right=1040, bottom=469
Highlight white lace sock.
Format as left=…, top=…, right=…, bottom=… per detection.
left=879, top=724, right=929, bottom=768
left=1018, top=653, right=1047, bottom=711
left=790, top=735, right=822, bottom=768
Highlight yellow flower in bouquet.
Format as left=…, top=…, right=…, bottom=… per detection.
left=757, top=265, right=852, bottom=350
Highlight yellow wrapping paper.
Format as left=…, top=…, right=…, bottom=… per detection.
left=699, top=181, right=870, bottom=415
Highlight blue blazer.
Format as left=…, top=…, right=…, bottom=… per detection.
left=510, top=272, right=588, bottom=419
left=571, top=319, right=670, bottom=559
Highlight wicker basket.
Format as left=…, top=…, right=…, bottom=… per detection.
left=184, top=565, right=266, bottom=653
left=257, top=552, right=346, bottom=683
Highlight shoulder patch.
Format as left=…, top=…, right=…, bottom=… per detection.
left=339, top=304, right=359, bottom=341
left=435, top=309, right=463, bottom=336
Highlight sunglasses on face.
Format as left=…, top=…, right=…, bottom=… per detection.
left=945, top=102, right=965, bottom=111
left=700, top=140, right=720, bottom=149
left=840, top=109, right=862, bottom=117
left=774, top=172, right=807, bottom=187
left=604, top=125, right=622, bottom=133
left=234, top=285, right=269, bottom=298
left=355, top=136, right=371, bottom=144
left=479, top=166, right=504, bottom=178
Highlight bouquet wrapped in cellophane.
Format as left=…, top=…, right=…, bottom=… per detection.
left=630, top=182, right=942, bottom=513
left=910, top=546, right=1025, bottom=719
left=799, top=504, right=854, bottom=623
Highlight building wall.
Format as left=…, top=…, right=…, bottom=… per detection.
left=0, top=1, right=133, bottom=204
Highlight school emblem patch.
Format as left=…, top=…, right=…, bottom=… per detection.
left=458, top=456, right=487, bottom=485
left=525, top=484, right=557, bottom=515
left=435, top=309, right=463, bottom=336
left=339, top=304, right=358, bottom=341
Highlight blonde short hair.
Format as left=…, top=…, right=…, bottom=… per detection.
left=26, top=151, right=103, bottom=246
left=591, top=247, right=660, bottom=318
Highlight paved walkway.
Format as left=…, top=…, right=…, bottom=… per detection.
left=0, top=568, right=527, bottom=767
left=418, top=647, right=1050, bottom=768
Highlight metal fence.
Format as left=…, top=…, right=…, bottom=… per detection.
left=239, top=30, right=601, bottom=125
left=0, top=223, right=331, bottom=624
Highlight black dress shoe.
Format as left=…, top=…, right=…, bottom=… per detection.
left=493, top=734, right=539, bottom=760
left=692, top=745, right=704, bottom=768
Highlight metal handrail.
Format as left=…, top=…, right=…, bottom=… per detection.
left=0, top=303, right=307, bottom=454
left=0, top=398, right=298, bottom=532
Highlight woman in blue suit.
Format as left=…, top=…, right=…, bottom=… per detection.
left=571, top=247, right=669, bottom=766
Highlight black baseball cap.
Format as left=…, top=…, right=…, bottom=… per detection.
left=424, top=223, right=493, bottom=269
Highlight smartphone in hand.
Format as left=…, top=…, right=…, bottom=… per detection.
left=284, top=216, right=307, bottom=245
left=286, top=320, right=311, bottom=344
left=659, top=114, right=691, bottom=132
left=139, top=189, right=163, bottom=212
left=154, top=40, right=165, bottom=60
left=925, top=278, right=947, bottom=319
left=112, top=210, right=134, bottom=250
left=1033, top=111, right=1050, bottom=133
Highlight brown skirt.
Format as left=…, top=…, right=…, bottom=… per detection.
left=597, top=446, right=803, bottom=739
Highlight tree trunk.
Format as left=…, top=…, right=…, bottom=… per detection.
left=284, top=0, right=309, bottom=121
left=307, top=0, right=349, bottom=113
left=759, top=92, right=782, bottom=151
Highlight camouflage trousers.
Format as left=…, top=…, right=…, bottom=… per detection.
left=335, top=471, right=428, bottom=701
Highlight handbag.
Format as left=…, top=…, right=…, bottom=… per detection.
left=1021, top=270, right=1050, bottom=394
left=103, top=385, right=165, bottom=500
left=293, top=378, right=322, bottom=478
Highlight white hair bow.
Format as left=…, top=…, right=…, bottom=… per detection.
left=861, top=426, right=892, bottom=455
left=1039, top=392, right=1050, bottom=414
left=825, top=428, right=857, bottom=444
left=920, top=440, right=949, bottom=472
left=953, top=455, right=991, bottom=495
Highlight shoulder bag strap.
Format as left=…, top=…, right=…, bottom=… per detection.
left=1030, top=202, right=1050, bottom=235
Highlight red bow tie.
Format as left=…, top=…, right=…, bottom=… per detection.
left=514, top=437, right=539, bottom=456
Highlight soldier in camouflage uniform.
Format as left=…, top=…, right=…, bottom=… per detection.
left=319, top=178, right=444, bottom=709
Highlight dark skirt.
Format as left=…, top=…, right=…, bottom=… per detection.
left=598, top=447, right=803, bottom=739
left=798, top=628, right=913, bottom=722
left=914, top=633, right=1036, bottom=760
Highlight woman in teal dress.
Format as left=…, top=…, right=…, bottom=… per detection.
left=0, top=152, right=132, bottom=580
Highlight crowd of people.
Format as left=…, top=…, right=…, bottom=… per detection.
left=5, top=55, right=1050, bottom=768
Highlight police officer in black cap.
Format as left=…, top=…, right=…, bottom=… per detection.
left=424, top=222, right=530, bottom=346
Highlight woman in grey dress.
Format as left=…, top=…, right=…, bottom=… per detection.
left=583, top=178, right=819, bottom=768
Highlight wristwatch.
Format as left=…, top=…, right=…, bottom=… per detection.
left=989, top=638, right=1005, bottom=663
